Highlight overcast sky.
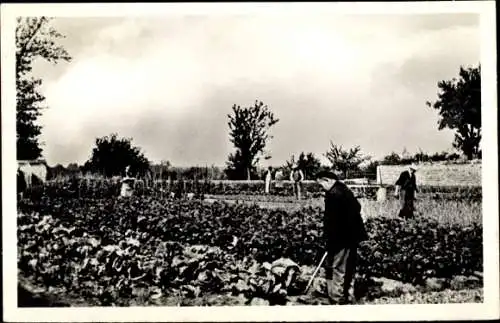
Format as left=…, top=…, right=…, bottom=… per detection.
left=31, top=13, right=480, bottom=167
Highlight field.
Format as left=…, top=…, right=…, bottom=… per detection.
left=204, top=194, right=481, bottom=226
left=17, top=179, right=483, bottom=306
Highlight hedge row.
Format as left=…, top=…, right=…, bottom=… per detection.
left=32, top=178, right=482, bottom=201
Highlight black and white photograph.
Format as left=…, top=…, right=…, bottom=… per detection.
left=2, top=1, right=498, bottom=322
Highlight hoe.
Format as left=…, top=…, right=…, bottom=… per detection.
left=303, top=251, right=328, bottom=294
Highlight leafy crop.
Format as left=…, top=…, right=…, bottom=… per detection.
left=18, top=181, right=483, bottom=307
left=358, top=217, right=482, bottom=285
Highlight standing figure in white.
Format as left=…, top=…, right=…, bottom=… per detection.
left=120, top=165, right=136, bottom=198
left=264, top=166, right=273, bottom=194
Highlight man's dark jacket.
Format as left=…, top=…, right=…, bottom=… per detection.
left=17, top=170, right=27, bottom=194
left=323, top=181, right=368, bottom=252
left=395, top=170, right=418, bottom=200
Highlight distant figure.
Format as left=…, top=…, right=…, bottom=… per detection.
left=394, top=164, right=418, bottom=219
left=290, top=164, right=305, bottom=200
left=275, top=169, right=284, bottom=189
left=120, top=165, right=136, bottom=198
left=17, top=160, right=48, bottom=189
left=17, top=167, right=27, bottom=200
left=264, top=166, right=273, bottom=194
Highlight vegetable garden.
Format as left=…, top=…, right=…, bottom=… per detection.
left=18, top=179, right=483, bottom=306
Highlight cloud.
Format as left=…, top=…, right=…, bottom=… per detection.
left=35, top=14, right=480, bottom=166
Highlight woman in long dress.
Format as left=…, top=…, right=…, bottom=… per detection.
left=394, top=164, right=418, bottom=219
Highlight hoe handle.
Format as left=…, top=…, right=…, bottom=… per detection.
left=304, top=251, right=328, bottom=294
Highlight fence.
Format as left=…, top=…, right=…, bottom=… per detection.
left=36, top=175, right=482, bottom=202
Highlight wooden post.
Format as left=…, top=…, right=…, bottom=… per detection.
left=376, top=186, right=387, bottom=202
left=159, top=167, right=163, bottom=199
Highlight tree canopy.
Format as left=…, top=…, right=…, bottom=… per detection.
left=426, top=64, right=481, bottom=160
left=16, top=17, right=71, bottom=160
left=285, top=152, right=325, bottom=180
left=225, top=100, right=279, bottom=180
left=325, top=142, right=370, bottom=179
left=82, top=134, right=150, bottom=177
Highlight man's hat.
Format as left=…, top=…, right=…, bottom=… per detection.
left=409, top=163, right=418, bottom=171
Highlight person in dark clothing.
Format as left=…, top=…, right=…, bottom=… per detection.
left=17, top=168, right=27, bottom=200
left=394, top=164, right=418, bottom=219
left=315, top=171, right=368, bottom=305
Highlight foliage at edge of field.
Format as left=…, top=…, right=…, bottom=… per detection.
left=17, top=189, right=483, bottom=307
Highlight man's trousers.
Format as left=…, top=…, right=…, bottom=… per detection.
left=293, top=182, right=302, bottom=200
left=324, top=246, right=357, bottom=304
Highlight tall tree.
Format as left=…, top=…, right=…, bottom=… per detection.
left=325, top=141, right=370, bottom=179
left=426, top=64, right=481, bottom=160
left=226, top=100, right=279, bottom=180
left=83, top=134, right=150, bottom=177
left=16, top=17, right=71, bottom=160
